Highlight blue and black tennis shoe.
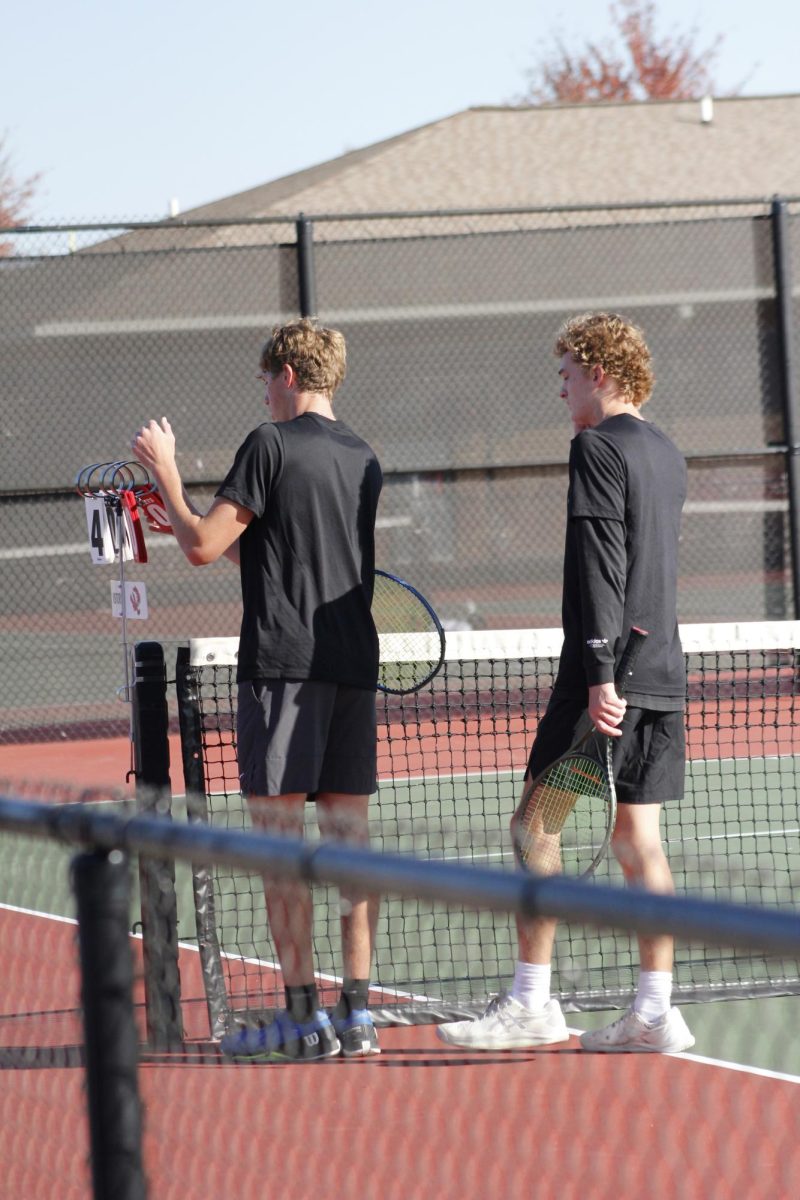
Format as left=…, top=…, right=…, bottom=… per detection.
left=221, top=1010, right=341, bottom=1062
left=332, top=1009, right=381, bottom=1057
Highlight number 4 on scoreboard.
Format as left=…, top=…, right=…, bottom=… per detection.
left=84, top=495, right=117, bottom=564
left=84, top=494, right=146, bottom=564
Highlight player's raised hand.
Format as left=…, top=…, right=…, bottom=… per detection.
left=131, top=417, right=176, bottom=476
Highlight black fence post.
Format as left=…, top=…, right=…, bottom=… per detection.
left=131, top=641, right=184, bottom=1046
left=296, top=213, right=318, bottom=317
left=73, top=848, right=147, bottom=1200
left=771, top=196, right=800, bottom=618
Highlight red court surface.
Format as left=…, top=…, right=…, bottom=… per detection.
left=2, top=736, right=800, bottom=1198
left=2, top=905, right=799, bottom=1200
left=0, top=733, right=186, bottom=794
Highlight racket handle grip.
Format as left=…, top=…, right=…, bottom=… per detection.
left=614, top=626, right=648, bottom=695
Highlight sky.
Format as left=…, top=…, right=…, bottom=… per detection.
left=4, top=0, right=799, bottom=224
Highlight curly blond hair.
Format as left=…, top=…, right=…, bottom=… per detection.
left=260, top=318, right=347, bottom=397
left=554, top=312, right=654, bottom=408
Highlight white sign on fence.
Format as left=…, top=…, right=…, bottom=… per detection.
left=109, top=581, right=149, bottom=620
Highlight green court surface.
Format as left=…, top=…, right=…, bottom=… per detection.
left=184, top=750, right=800, bottom=1067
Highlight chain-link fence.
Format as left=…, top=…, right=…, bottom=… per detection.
left=3, top=199, right=800, bottom=740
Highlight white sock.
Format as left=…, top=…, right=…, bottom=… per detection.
left=509, top=962, right=551, bottom=1012
left=633, top=971, right=673, bottom=1022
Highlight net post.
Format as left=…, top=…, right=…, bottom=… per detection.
left=131, top=641, right=184, bottom=1047
left=295, top=213, right=317, bottom=317
left=176, top=645, right=232, bottom=1038
left=72, top=848, right=147, bottom=1200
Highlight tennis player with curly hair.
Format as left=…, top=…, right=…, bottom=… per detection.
left=438, top=312, right=695, bottom=1054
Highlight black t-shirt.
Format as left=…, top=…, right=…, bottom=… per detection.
left=216, top=413, right=383, bottom=688
left=555, top=413, right=687, bottom=707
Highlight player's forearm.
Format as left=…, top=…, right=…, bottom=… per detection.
left=132, top=415, right=243, bottom=564
left=180, top=484, right=203, bottom=519
left=176, top=483, right=238, bottom=563
left=151, top=465, right=215, bottom=564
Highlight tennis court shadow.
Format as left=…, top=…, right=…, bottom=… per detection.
left=139, top=1041, right=226, bottom=1067
left=135, top=1046, right=582, bottom=1070
left=0, top=1044, right=85, bottom=1069
left=363, top=1044, right=583, bottom=1068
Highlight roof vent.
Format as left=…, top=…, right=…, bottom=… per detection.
left=700, top=96, right=714, bottom=125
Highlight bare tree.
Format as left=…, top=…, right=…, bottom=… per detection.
left=0, top=134, right=40, bottom=255
left=517, top=0, right=728, bottom=104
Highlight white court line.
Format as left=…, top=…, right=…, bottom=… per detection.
left=198, top=933, right=800, bottom=1078
left=378, top=765, right=800, bottom=850
left=666, top=827, right=800, bottom=847
left=0, top=901, right=76, bottom=925
left=562, top=1027, right=800, bottom=1083
left=178, top=939, right=434, bottom=1005
left=6, top=896, right=797, bottom=1080
left=153, top=885, right=430, bottom=1004
left=669, top=1050, right=800, bottom=1084
left=383, top=753, right=800, bottom=791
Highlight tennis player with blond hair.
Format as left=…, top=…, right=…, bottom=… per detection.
left=439, top=312, right=695, bottom=1054
left=133, top=318, right=383, bottom=1062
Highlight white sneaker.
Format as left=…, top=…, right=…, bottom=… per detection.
left=437, top=994, right=569, bottom=1050
left=580, top=1006, right=695, bottom=1054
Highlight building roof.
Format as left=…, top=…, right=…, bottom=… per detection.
left=189, top=94, right=800, bottom=219
left=88, top=93, right=800, bottom=253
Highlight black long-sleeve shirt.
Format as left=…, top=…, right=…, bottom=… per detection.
left=553, top=413, right=687, bottom=709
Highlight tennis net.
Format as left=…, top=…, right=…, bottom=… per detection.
left=169, top=621, right=800, bottom=1029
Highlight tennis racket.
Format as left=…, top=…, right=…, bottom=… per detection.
left=512, top=626, right=648, bottom=878
left=372, top=569, right=446, bottom=694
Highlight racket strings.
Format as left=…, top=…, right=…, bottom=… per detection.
left=372, top=572, right=445, bottom=694
left=378, top=631, right=443, bottom=693
left=517, top=753, right=611, bottom=875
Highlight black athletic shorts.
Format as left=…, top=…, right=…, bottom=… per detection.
left=527, top=695, right=686, bottom=805
left=237, top=679, right=378, bottom=797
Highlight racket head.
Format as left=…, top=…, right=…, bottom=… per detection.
left=512, top=729, right=617, bottom=878
left=372, top=570, right=446, bottom=694
left=512, top=625, right=647, bottom=878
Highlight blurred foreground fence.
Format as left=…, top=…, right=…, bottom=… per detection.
left=3, top=196, right=800, bottom=740
left=1, top=784, right=800, bottom=1198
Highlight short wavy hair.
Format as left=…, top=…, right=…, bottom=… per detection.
left=554, top=312, right=654, bottom=408
left=260, top=318, right=347, bottom=397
